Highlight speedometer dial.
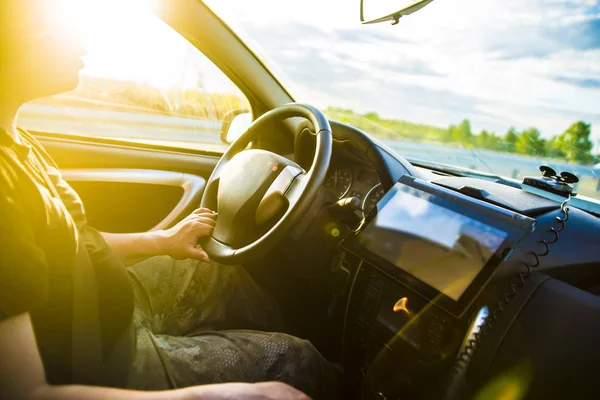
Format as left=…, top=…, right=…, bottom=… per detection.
left=363, top=183, right=385, bottom=215
left=324, top=168, right=353, bottom=199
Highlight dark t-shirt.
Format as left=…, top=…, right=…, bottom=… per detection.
left=0, top=129, right=134, bottom=386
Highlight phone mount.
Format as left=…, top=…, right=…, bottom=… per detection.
left=522, top=166, right=579, bottom=197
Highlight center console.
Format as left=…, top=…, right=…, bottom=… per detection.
left=338, top=176, right=535, bottom=399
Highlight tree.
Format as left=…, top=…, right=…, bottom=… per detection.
left=476, top=130, right=491, bottom=148
left=486, top=132, right=503, bottom=151
left=557, top=121, right=594, bottom=164
left=475, top=130, right=501, bottom=150
left=452, top=119, right=473, bottom=145
left=516, top=128, right=546, bottom=156
left=503, top=128, right=518, bottom=153
left=443, top=124, right=456, bottom=143
left=544, top=136, right=566, bottom=159
left=363, top=111, right=380, bottom=120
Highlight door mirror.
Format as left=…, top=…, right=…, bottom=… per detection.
left=360, top=0, right=434, bottom=25
left=220, top=110, right=252, bottom=144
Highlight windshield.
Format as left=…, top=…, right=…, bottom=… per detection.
left=208, top=0, right=600, bottom=200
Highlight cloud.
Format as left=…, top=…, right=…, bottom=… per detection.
left=371, top=58, right=443, bottom=77
left=555, top=76, right=600, bottom=88
left=334, top=29, right=411, bottom=44
left=489, top=15, right=600, bottom=60
left=211, top=0, right=600, bottom=143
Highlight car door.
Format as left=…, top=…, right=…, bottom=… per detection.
left=37, top=135, right=220, bottom=233
left=17, top=2, right=260, bottom=234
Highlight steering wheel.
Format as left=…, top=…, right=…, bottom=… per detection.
left=200, top=103, right=332, bottom=264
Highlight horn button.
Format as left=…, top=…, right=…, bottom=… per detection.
left=213, top=150, right=302, bottom=247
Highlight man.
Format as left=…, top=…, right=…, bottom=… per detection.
left=0, top=1, right=339, bottom=399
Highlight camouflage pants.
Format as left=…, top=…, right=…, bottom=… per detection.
left=125, top=256, right=339, bottom=399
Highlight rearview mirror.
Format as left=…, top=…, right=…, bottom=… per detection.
left=220, top=110, right=252, bottom=144
left=360, top=0, right=435, bottom=25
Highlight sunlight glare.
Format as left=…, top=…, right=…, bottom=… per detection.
left=43, top=0, right=216, bottom=90
left=47, top=0, right=159, bottom=38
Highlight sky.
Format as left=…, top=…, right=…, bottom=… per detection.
left=68, top=0, right=600, bottom=145
left=204, top=0, right=600, bottom=144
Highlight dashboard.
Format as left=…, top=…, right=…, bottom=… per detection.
left=299, top=120, right=600, bottom=400
left=332, top=176, right=600, bottom=400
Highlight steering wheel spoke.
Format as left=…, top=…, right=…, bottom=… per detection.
left=255, top=165, right=303, bottom=225
left=284, top=171, right=309, bottom=208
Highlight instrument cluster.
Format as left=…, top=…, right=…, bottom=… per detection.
left=323, top=163, right=385, bottom=215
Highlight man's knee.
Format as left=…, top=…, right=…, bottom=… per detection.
left=268, top=334, right=334, bottom=376
left=275, top=335, right=340, bottom=399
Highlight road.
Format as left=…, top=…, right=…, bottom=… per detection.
left=18, top=104, right=600, bottom=195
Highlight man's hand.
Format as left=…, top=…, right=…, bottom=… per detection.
left=192, top=382, right=311, bottom=400
left=101, top=208, right=217, bottom=266
left=159, top=207, right=216, bottom=263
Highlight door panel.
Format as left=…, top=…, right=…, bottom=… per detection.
left=37, top=134, right=219, bottom=233
left=63, top=169, right=205, bottom=232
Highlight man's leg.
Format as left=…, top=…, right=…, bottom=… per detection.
left=127, top=255, right=285, bottom=336
left=125, top=256, right=341, bottom=398
left=127, top=326, right=340, bottom=400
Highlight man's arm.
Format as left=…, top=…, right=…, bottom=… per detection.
left=0, top=313, right=197, bottom=400
left=0, top=313, right=309, bottom=400
left=101, top=208, right=216, bottom=266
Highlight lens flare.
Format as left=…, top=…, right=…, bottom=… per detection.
left=474, top=360, right=532, bottom=400
left=393, top=297, right=410, bottom=314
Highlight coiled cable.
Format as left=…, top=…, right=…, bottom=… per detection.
left=431, top=199, right=570, bottom=400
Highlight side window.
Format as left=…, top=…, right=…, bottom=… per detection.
left=19, top=11, right=250, bottom=152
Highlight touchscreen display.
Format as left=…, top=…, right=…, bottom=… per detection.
left=357, top=185, right=508, bottom=301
